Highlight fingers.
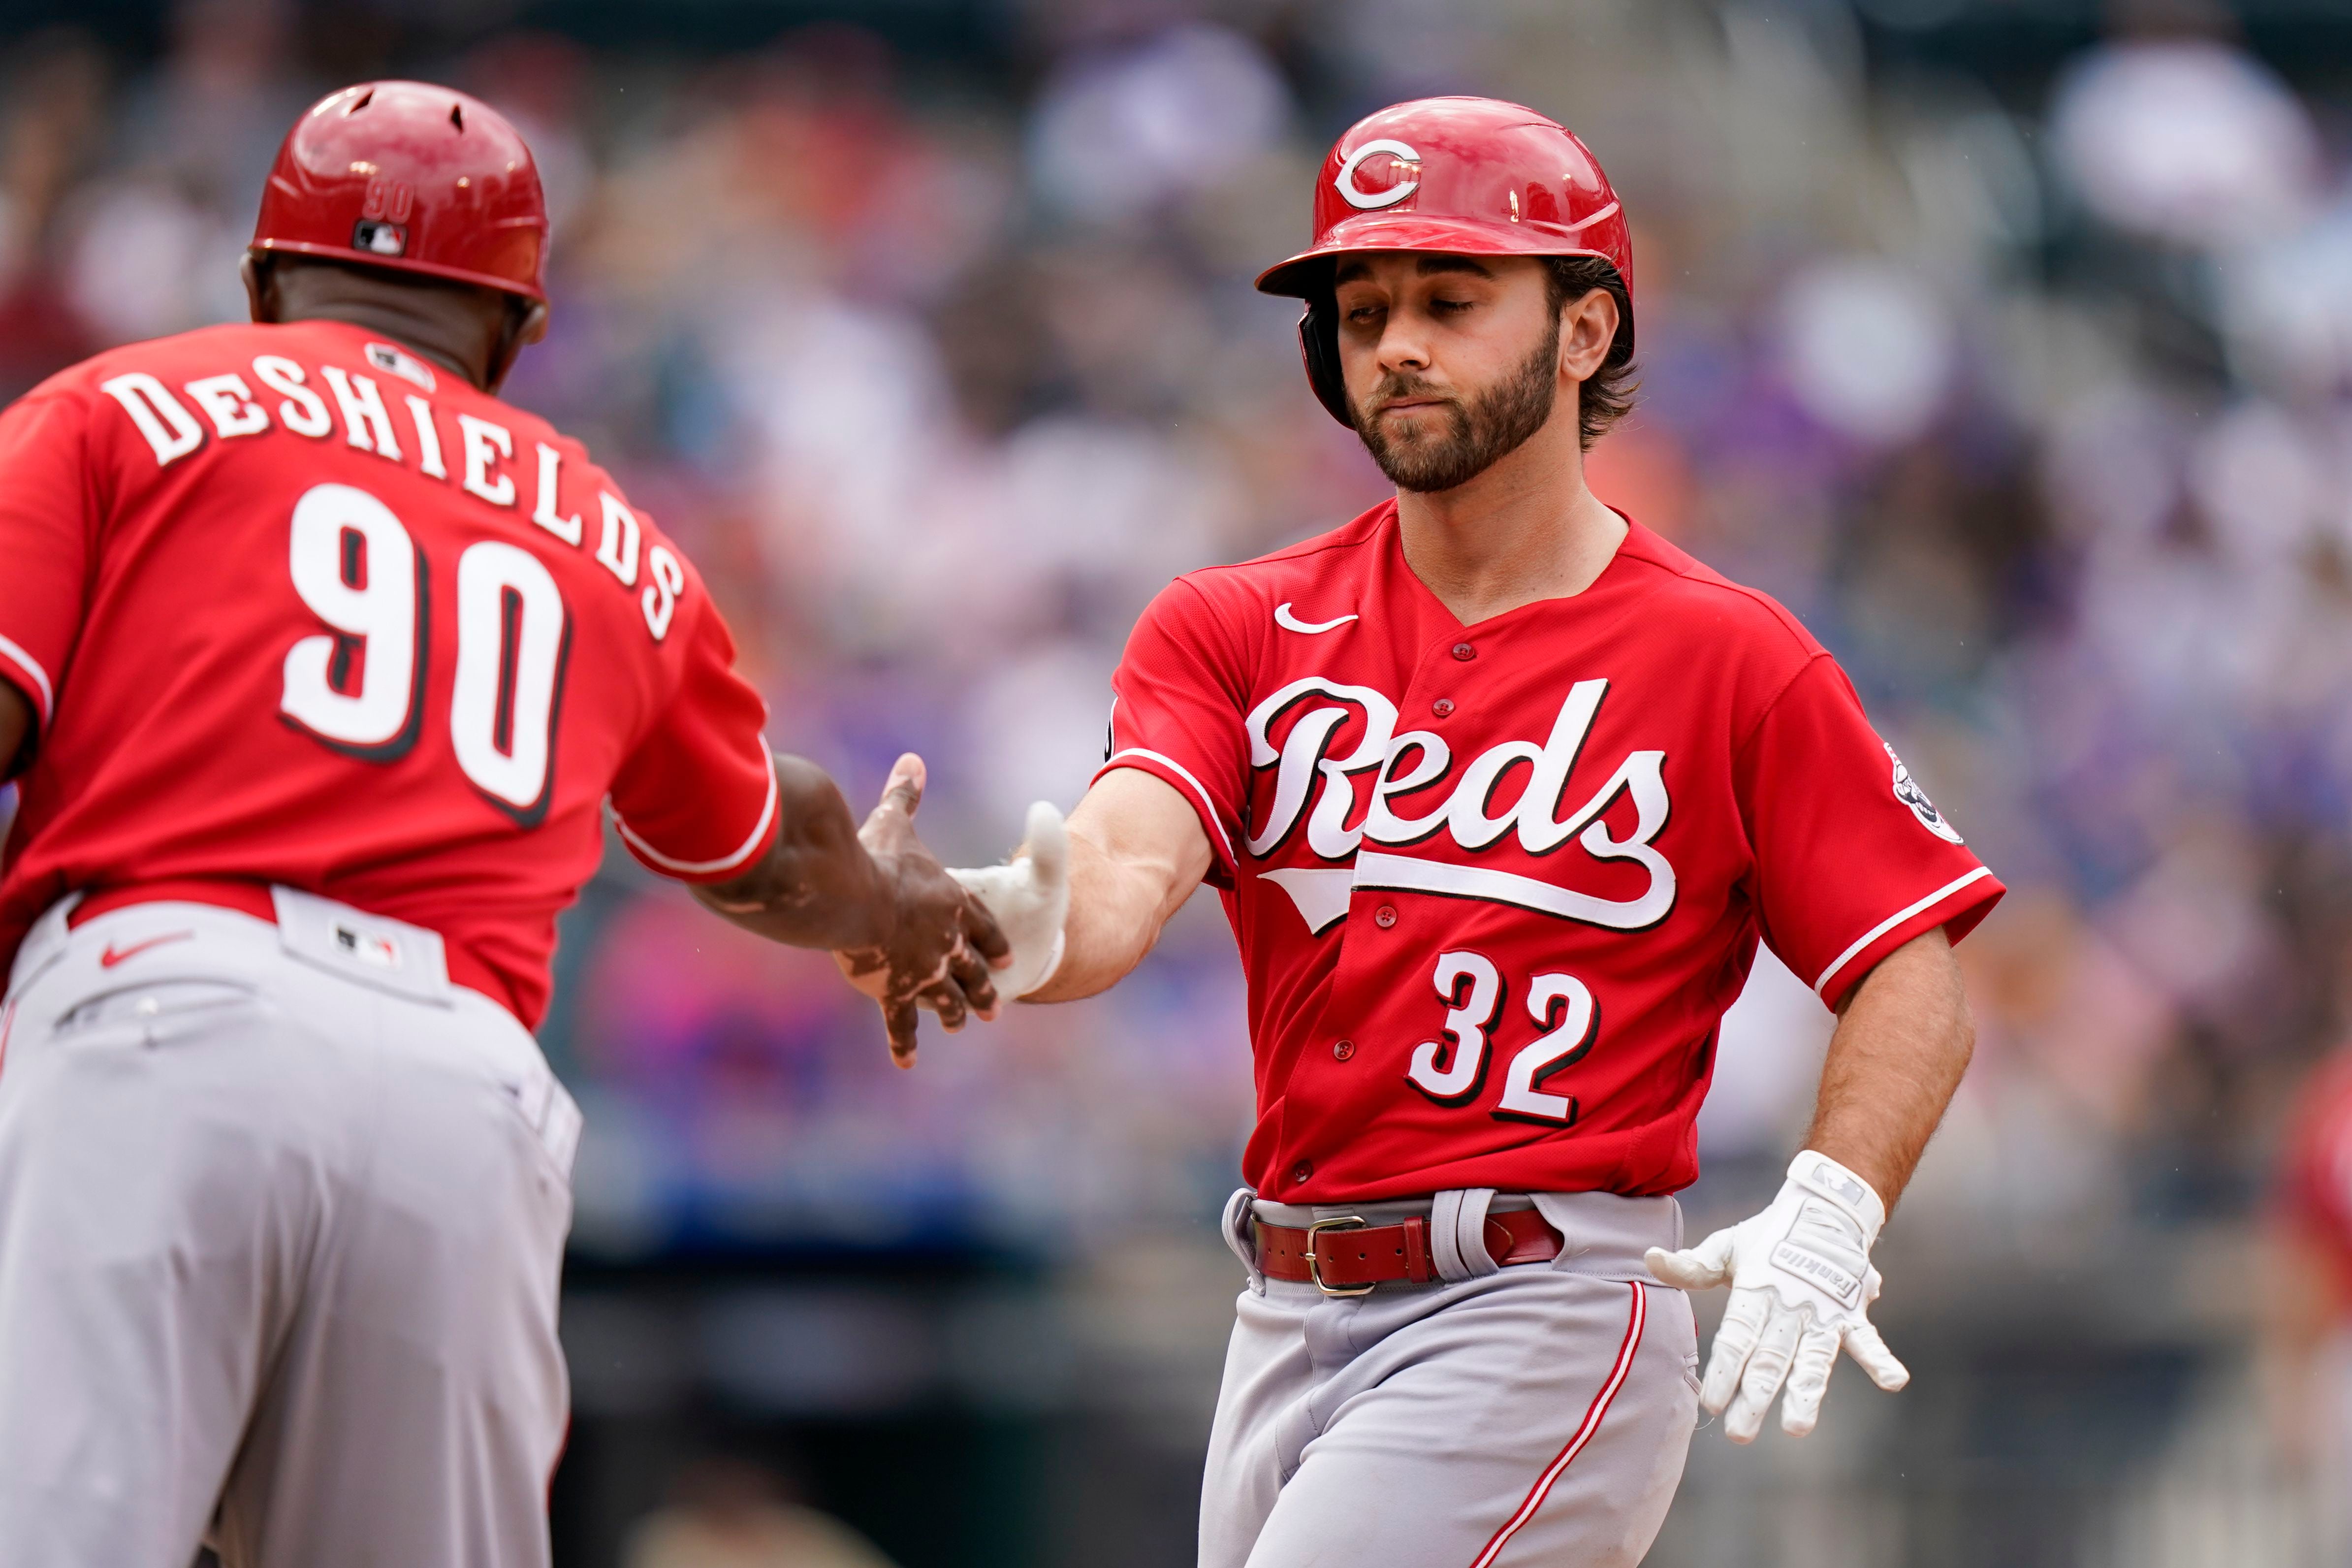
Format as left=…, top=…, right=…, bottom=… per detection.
left=1843, top=1320, right=1911, bottom=1392
left=1724, top=1302, right=1804, bottom=1444
left=946, top=938, right=1000, bottom=1020
left=1645, top=1228, right=1736, bottom=1291
left=1778, top=1322, right=1842, bottom=1437
left=1021, top=800, right=1070, bottom=887
left=960, top=887, right=1013, bottom=970
left=879, top=753, right=926, bottom=818
left=1699, top=1284, right=1770, bottom=1416
left=882, top=994, right=920, bottom=1068
left=1643, top=1246, right=1707, bottom=1290
left=858, top=755, right=927, bottom=852
left=923, top=977, right=970, bottom=1033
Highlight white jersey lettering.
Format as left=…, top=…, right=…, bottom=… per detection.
left=530, top=442, right=581, bottom=544
left=1242, top=675, right=1677, bottom=928
left=98, top=374, right=204, bottom=467
left=458, top=414, right=516, bottom=507
left=318, top=366, right=403, bottom=462
left=183, top=373, right=270, bottom=440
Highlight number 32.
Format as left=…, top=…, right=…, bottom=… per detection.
left=1405, top=951, right=1598, bottom=1125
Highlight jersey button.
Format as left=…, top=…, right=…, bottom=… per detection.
left=1451, top=641, right=1476, bottom=661
left=1333, top=1038, right=1355, bottom=1061
left=1431, top=698, right=1455, bottom=718
left=1291, top=1159, right=1314, bottom=1185
left=1373, top=905, right=1398, bottom=928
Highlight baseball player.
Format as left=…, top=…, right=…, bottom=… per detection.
left=951, top=97, right=2004, bottom=1565
left=0, top=83, right=1005, bottom=1568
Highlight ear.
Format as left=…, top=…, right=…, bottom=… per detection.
left=1298, top=298, right=1353, bottom=428
left=1558, top=287, right=1619, bottom=384
left=240, top=254, right=273, bottom=324
left=483, top=299, right=550, bottom=393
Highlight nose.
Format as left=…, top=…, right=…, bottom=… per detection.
left=1375, top=313, right=1431, bottom=379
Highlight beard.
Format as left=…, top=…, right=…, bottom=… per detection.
left=1351, top=318, right=1561, bottom=494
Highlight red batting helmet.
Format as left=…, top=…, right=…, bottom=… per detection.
left=252, top=81, right=548, bottom=302
left=1257, top=97, right=1632, bottom=427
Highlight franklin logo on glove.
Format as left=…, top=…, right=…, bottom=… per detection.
left=1768, top=1205, right=1866, bottom=1310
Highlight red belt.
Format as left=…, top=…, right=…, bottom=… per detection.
left=1255, top=1208, right=1563, bottom=1296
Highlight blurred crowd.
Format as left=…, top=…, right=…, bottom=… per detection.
left=26, top=0, right=2352, bottom=1558
left=4, top=0, right=2351, bottom=1296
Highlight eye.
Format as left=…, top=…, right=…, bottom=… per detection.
left=1431, top=297, right=1473, bottom=316
left=1344, top=303, right=1384, bottom=325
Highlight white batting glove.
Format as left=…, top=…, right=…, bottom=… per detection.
left=948, top=801, right=1070, bottom=1002
left=1645, top=1151, right=1909, bottom=1442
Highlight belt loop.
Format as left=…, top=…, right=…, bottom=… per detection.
left=1430, top=1188, right=1499, bottom=1281
left=1401, top=1216, right=1433, bottom=1282
left=6, top=895, right=83, bottom=1002
left=1221, top=1187, right=1266, bottom=1294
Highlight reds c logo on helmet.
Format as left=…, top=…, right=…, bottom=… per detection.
left=251, top=81, right=550, bottom=302
left=1257, top=96, right=1634, bottom=426
left=1334, top=139, right=1423, bottom=210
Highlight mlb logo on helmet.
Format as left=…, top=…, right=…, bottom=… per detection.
left=249, top=81, right=549, bottom=303
left=352, top=219, right=407, bottom=256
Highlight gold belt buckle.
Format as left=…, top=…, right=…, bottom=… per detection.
left=1304, top=1215, right=1374, bottom=1297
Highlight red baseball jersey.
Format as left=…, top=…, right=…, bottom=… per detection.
left=0, top=319, right=779, bottom=1026
left=1100, top=502, right=2003, bottom=1201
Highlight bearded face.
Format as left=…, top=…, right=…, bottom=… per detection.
left=1352, top=311, right=1561, bottom=494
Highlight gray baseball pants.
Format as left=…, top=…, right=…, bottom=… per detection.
left=1201, top=1187, right=1699, bottom=1568
left=0, top=892, right=579, bottom=1568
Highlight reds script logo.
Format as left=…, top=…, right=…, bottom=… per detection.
left=1243, top=676, right=1674, bottom=933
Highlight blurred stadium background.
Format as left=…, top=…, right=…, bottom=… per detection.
left=6, top=0, right=2352, bottom=1563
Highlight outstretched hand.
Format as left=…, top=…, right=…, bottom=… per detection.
left=950, top=801, right=1072, bottom=1002
left=1645, top=1151, right=1909, bottom=1441
left=833, top=754, right=1012, bottom=1066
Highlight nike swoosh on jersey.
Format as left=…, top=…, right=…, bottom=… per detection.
left=1274, top=602, right=1359, bottom=635
left=99, top=932, right=194, bottom=968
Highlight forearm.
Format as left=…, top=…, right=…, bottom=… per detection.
left=692, top=754, right=887, bottom=949
left=1021, top=769, right=1210, bottom=1003
left=1801, top=927, right=1974, bottom=1210
left=1026, top=833, right=1178, bottom=1001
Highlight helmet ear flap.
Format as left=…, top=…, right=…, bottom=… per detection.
left=1297, top=299, right=1354, bottom=428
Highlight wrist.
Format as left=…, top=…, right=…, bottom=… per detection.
left=1019, top=928, right=1068, bottom=1000
left=1786, top=1149, right=1886, bottom=1245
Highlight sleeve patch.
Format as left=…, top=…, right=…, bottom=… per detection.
left=1887, top=744, right=1963, bottom=844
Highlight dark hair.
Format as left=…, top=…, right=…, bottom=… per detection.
left=1543, top=256, right=1637, bottom=449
